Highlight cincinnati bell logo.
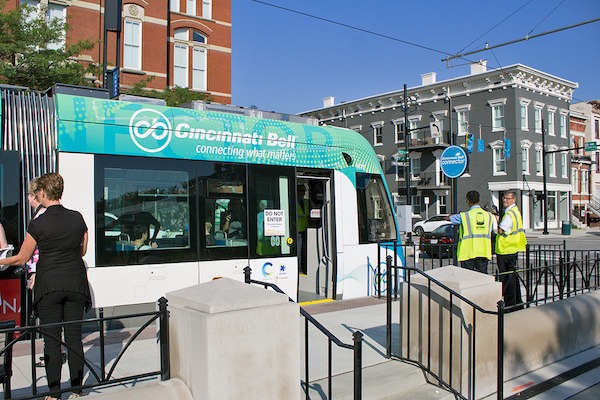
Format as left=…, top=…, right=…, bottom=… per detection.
left=129, top=109, right=172, bottom=153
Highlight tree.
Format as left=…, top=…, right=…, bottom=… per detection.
left=0, top=0, right=96, bottom=91
left=124, top=76, right=214, bottom=107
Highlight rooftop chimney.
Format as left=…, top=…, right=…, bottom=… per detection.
left=470, top=60, right=487, bottom=74
left=421, top=72, right=437, bottom=85
left=323, top=96, right=335, bottom=108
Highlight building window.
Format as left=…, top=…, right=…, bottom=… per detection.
left=202, top=0, right=212, bottom=19
left=494, top=148, right=506, bottom=174
left=395, top=165, right=404, bottom=181
left=536, top=147, right=543, bottom=176
left=522, top=147, right=529, bottom=175
left=23, top=0, right=66, bottom=50
left=393, top=122, right=404, bottom=143
left=174, top=43, right=188, bottom=87
left=596, top=119, right=600, bottom=139
left=535, top=108, right=542, bottom=133
left=411, top=158, right=421, bottom=178
left=186, top=0, right=196, bottom=15
left=371, top=122, right=384, bottom=146
left=407, top=116, right=421, bottom=140
left=488, top=99, right=506, bottom=131
left=438, top=195, right=447, bottom=214
left=124, top=19, right=142, bottom=70
left=192, top=47, right=206, bottom=90
left=412, top=196, right=421, bottom=215
left=455, top=105, right=470, bottom=137
left=572, top=168, right=578, bottom=193
left=170, top=0, right=180, bottom=12
left=432, top=111, right=446, bottom=134
left=582, top=170, right=589, bottom=194
left=560, top=112, right=568, bottom=138
left=548, top=153, right=556, bottom=177
left=547, top=108, right=556, bottom=136
left=520, top=99, right=530, bottom=131
left=561, top=153, right=568, bottom=178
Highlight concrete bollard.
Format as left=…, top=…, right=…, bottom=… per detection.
left=166, top=277, right=300, bottom=400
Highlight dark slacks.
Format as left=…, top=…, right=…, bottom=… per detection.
left=497, top=253, right=524, bottom=309
left=37, top=291, right=87, bottom=392
left=461, top=257, right=489, bottom=274
left=298, top=230, right=308, bottom=275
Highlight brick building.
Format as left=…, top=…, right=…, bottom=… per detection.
left=9, top=0, right=231, bottom=103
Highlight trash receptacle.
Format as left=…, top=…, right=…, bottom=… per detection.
left=562, top=222, right=571, bottom=235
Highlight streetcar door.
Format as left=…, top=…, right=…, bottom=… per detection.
left=297, top=173, right=335, bottom=302
left=0, top=150, right=24, bottom=328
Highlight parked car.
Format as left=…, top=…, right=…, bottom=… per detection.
left=412, top=214, right=450, bottom=236
left=419, top=223, right=455, bottom=257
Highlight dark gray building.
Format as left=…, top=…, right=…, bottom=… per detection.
left=301, top=62, right=578, bottom=231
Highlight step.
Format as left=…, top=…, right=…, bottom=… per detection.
left=303, top=360, right=454, bottom=400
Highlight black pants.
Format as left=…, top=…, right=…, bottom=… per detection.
left=497, top=253, right=523, bottom=309
left=37, top=291, right=87, bottom=392
left=461, top=257, right=489, bottom=274
left=298, top=230, right=308, bottom=275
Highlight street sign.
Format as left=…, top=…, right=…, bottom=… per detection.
left=430, top=121, right=442, bottom=138
left=440, top=145, right=468, bottom=178
left=584, top=142, right=597, bottom=152
left=395, top=149, right=408, bottom=161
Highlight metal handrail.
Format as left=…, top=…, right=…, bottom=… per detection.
left=0, top=298, right=169, bottom=400
left=243, top=267, right=363, bottom=400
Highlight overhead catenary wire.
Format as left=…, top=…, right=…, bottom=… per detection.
left=443, top=17, right=600, bottom=63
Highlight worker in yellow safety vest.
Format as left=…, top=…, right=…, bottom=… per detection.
left=495, top=189, right=527, bottom=309
left=448, top=190, right=495, bottom=274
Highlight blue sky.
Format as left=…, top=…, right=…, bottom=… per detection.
left=231, top=0, right=600, bottom=115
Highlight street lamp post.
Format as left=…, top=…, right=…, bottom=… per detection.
left=542, top=120, right=549, bottom=235
left=403, top=84, right=413, bottom=244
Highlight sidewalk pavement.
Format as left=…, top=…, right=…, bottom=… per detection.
left=4, top=296, right=600, bottom=400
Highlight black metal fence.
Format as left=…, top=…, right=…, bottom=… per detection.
left=0, top=298, right=170, bottom=400
left=243, top=267, right=363, bottom=400
left=380, top=246, right=600, bottom=399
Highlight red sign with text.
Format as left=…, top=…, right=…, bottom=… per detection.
left=1, top=278, right=22, bottom=328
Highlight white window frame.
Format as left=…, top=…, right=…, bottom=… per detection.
left=520, top=98, right=531, bottom=131
left=582, top=169, right=589, bottom=194
left=572, top=168, right=579, bottom=194
left=411, top=157, right=421, bottom=179
left=124, top=19, right=142, bottom=70
left=170, top=0, right=180, bottom=12
left=560, top=110, right=568, bottom=138
left=174, top=43, right=189, bottom=87
left=488, top=99, right=506, bottom=132
left=202, top=0, right=212, bottom=19
left=490, top=140, right=506, bottom=175
left=395, top=165, right=403, bottom=181
left=432, top=111, right=447, bottom=135
left=407, top=116, right=421, bottom=140
left=547, top=106, right=557, bottom=136
left=521, top=139, right=532, bottom=176
left=392, top=118, right=403, bottom=144
left=46, top=2, right=66, bottom=50
left=548, top=152, right=556, bottom=177
left=437, top=195, right=447, bottom=215
left=186, top=0, right=196, bottom=16
left=561, top=151, right=568, bottom=178
left=192, top=47, right=207, bottom=90
left=535, top=144, right=543, bottom=176
left=371, top=121, right=384, bottom=146
left=534, top=102, right=545, bottom=133
left=454, top=105, right=470, bottom=136
left=412, top=195, right=421, bottom=215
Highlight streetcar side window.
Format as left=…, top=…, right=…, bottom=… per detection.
left=356, top=173, right=397, bottom=243
left=95, top=156, right=197, bottom=266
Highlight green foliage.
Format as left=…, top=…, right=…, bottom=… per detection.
left=0, top=0, right=97, bottom=91
left=123, top=77, right=215, bottom=107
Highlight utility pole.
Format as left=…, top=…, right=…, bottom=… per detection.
left=541, top=120, right=549, bottom=235
left=403, top=84, right=412, bottom=244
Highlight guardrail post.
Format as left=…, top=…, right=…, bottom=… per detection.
left=497, top=301, right=505, bottom=400
left=386, top=255, right=392, bottom=358
left=377, top=240, right=381, bottom=298
left=525, top=244, right=531, bottom=305
left=158, top=297, right=170, bottom=381
left=353, top=331, right=363, bottom=400
left=99, top=308, right=106, bottom=381
left=1, top=320, right=16, bottom=399
left=559, top=256, right=564, bottom=300
left=244, top=266, right=251, bottom=283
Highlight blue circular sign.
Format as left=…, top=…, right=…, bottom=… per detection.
left=440, top=145, right=468, bottom=178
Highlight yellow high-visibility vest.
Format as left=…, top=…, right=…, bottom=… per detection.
left=496, top=206, right=527, bottom=255
left=457, top=207, right=493, bottom=261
